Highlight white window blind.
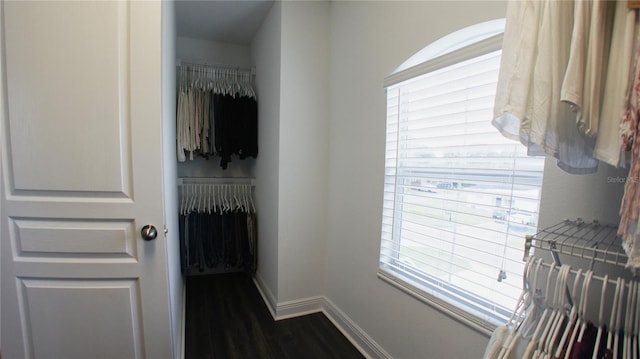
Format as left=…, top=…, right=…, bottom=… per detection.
left=379, top=41, right=545, bottom=332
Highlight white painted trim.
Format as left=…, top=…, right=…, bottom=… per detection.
left=252, top=272, right=277, bottom=319
left=321, top=298, right=392, bottom=359
left=249, top=277, right=390, bottom=358
left=275, top=296, right=323, bottom=320
left=179, top=282, right=186, bottom=359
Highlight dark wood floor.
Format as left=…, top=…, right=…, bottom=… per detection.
left=185, top=273, right=365, bottom=359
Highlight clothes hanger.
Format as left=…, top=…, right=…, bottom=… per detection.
left=543, top=265, right=569, bottom=356
left=232, top=184, right=239, bottom=212
left=567, top=270, right=593, bottom=359
left=217, top=184, right=224, bottom=212
left=179, top=184, right=185, bottom=215
left=234, top=184, right=242, bottom=211
left=241, top=184, right=249, bottom=213
left=614, top=278, right=627, bottom=359
left=223, top=185, right=233, bottom=211
left=213, top=184, right=219, bottom=213
left=521, top=258, right=546, bottom=359
left=544, top=265, right=571, bottom=357
left=540, top=265, right=563, bottom=356
left=498, top=256, right=536, bottom=359
left=187, top=184, right=195, bottom=213
left=206, top=184, right=212, bottom=214
left=620, top=280, right=635, bottom=359
left=532, top=263, right=558, bottom=358
left=243, top=184, right=251, bottom=213
left=592, top=274, right=610, bottom=359
left=554, top=267, right=583, bottom=359
left=605, top=277, right=623, bottom=359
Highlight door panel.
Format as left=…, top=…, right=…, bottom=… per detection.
left=1, top=1, right=173, bottom=358
left=11, top=218, right=137, bottom=259
left=4, top=1, right=131, bottom=195
left=19, top=279, right=143, bottom=359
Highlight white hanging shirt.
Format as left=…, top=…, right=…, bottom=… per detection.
left=493, top=0, right=599, bottom=174
left=562, top=0, right=616, bottom=138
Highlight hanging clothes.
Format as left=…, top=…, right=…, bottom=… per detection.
left=176, top=63, right=258, bottom=169
left=493, top=0, right=600, bottom=174
left=213, top=92, right=258, bottom=169
left=618, top=29, right=640, bottom=268
left=178, top=182, right=257, bottom=275
left=594, top=0, right=637, bottom=167
left=493, top=0, right=639, bottom=175
left=562, top=0, right=615, bottom=139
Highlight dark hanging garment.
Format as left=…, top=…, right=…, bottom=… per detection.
left=179, top=214, right=187, bottom=274
left=209, top=90, right=216, bottom=156
left=238, top=96, right=258, bottom=160
left=212, top=93, right=258, bottom=169
left=213, top=93, right=232, bottom=169
left=247, top=212, right=258, bottom=274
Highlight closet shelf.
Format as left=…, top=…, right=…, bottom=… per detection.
left=524, top=218, right=628, bottom=268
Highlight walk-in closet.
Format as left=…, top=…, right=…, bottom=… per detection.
left=171, top=1, right=352, bottom=356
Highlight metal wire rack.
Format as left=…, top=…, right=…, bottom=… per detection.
left=524, top=218, right=628, bottom=268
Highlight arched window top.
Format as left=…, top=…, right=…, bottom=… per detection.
left=393, top=18, right=505, bottom=73
left=385, top=18, right=505, bottom=88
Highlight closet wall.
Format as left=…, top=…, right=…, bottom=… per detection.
left=175, top=0, right=330, bottom=314
left=250, top=0, right=331, bottom=311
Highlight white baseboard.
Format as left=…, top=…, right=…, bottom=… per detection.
left=179, top=281, right=186, bottom=359
left=252, top=272, right=277, bottom=319
left=275, top=296, right=324, bottom=320
left=321, top=298, right=392, bottom=359
left=250, top=275, right=390, bottom=359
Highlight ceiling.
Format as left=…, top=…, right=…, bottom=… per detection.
left=175, top=0, right=274, bottom=45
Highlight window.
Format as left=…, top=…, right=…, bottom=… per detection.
left=378, top=20, right=545, bottom=333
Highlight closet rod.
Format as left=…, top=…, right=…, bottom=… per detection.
left=177, top=61, right=256, bottom=76
left=178, top=177, right=255, bottom=186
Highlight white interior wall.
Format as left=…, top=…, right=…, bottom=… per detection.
left=326, top=2, right=518, bottom=358
left=327, top=1, right=631, bottom=357
left=250, top=1, right=282, bottom=309
left=538, top=160, right=627, bottom=228
left=276, top=0, right=330, bottom=304
left=176, top=37, right=252, bottom=67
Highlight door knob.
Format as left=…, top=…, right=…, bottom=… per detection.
left=141, top=225, right=158, bottom=241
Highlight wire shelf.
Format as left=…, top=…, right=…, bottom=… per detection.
left=524, top=218, right=628, bottom=268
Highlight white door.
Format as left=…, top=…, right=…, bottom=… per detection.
left=0, top=1, right=175, bottom=358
